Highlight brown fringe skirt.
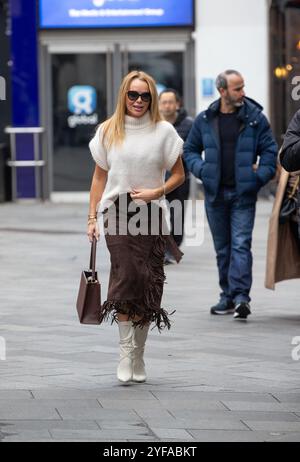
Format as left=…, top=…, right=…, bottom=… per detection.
left=101, top=193, right=183, bottom=331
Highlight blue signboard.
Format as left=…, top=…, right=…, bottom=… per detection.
left=39, top=0, right=194, bottom=29
left=202, top=78, right=215, bottom=97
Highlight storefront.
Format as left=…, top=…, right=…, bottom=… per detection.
left=6, top=0, right=275, bottom=201
left=37, top=0, right=195, bottom=199
left=269, top=0, right=300, bottom=145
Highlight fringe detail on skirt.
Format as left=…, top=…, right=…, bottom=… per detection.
left=101, top=235, right=174, bottom=332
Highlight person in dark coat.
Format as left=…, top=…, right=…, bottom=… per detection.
left=265, top=168, right=300, bottom=290
left=279, top=108, right=300, bottom=248
left=280, top=109, right=300, bottom=172
left=159, top=89, right=193, bottom=263
left=184, top=70, right=278, bottom=320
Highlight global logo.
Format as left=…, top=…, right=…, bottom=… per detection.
left=67, top=86, right=98, bottom=128
left=68, top=85, right=97, bottom=115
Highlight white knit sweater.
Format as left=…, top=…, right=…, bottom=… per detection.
left=89, top=111, right=183, bottom=212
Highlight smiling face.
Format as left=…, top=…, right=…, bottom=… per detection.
left=125, top=78, right=151, bottom=118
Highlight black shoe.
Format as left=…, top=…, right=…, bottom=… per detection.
left=210, top=301, right=235, bottom=315
left=233, top=302, right=251, bottom=320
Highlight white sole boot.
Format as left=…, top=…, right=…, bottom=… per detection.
left=132, top=324, right=150, bottom=383
left=117, top=321, right=134, bottom=383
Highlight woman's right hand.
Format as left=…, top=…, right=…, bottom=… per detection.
left=87, top=221, right=100, bottom=243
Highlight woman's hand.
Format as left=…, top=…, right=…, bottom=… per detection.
left=87, top=221, right=100, bottom=243
left=290, top=170, right=300, bottom=177
left=130, top=188, right=162, bottom=203
left=288, top=173, right=300, bottom=189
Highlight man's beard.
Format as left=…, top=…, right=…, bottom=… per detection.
left=227, top=96, right=244, bottom=108
left=233, top=100, right=244, bottom=108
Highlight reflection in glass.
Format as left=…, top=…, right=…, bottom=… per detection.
left=52, top=54, right=107, bottom=191
left=128, top=52, right=183, bottom=98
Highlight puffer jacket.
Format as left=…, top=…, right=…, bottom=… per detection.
left=183, top=97, right=278, bottom=204
left=280, top=109, right=300, bottom=172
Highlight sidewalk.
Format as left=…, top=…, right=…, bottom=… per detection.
left=0, top=199, right=299, bottom=442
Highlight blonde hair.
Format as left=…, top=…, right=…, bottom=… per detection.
left=101, top=70, right=162, bottom=149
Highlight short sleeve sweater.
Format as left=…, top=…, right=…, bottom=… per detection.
left=89, top=111, right=183, bottom=212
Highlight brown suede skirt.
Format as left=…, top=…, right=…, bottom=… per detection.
left=100, top=193, right=183, bottom=331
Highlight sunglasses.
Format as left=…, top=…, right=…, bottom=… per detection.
left=127, top=91, right=151, bottom=103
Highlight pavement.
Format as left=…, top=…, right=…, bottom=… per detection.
left=0, top=198, right=300, bottom=442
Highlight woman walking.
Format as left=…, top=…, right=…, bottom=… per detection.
left=87, top=70, right=185, bottom=383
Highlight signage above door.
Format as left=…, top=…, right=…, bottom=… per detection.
left=39, top=0, right=195, bottom=29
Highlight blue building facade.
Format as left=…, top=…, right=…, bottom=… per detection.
left=7, top=0, right=40, bottom=199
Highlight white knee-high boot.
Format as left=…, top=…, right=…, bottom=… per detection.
left=117, top=321, right=134, bottom=383
left=132, top=324, right=150, bottom=383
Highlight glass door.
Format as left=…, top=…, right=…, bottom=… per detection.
left=51, top=53, right=107, bottom=191
left=125, top=51, right=184, bottom=98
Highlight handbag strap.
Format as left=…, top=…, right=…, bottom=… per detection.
left=89, top=236, right=97, bottom=281
left=288, top=175, right=300, bottom=198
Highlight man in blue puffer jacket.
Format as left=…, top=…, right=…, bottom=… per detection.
left=184, top=70, right=277, bottom=320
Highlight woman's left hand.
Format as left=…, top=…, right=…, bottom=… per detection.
left=130, top=188, right=161, bottom=203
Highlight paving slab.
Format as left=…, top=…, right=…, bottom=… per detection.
left=221, top=401, right=300, bottom=412
left=1, top=200, right=300, bottom=442
left=31, top=389, right=157, bottom=400
left=272, top=393, right=300, bottom=403
left=151, top=391, right=279, bottom=403
left=0, top=420, right=101, bottom=431
left=0, top=401, right=61, bottom=420
left=264, top=432, right=300, bottom=442
left=0, top=391, right=33, bottom=400
left=163, top=408, right=300, bottom=422
left=242, top=420, right=300, bottom=432
left=185, top=430, right=277, bottom=442
left=150, top=428, right=195, bottom=440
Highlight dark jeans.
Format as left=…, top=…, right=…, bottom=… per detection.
left=205, top=187, right=256, bottom=304
left=166, top=178, right=190, bottom=247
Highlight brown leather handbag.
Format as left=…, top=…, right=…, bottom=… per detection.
left=76, top=236, right=102, bottom=324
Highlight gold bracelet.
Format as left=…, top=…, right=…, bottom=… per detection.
left=88, top=218, right=97, bottom=224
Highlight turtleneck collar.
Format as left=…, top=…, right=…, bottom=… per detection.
left=124, top=111, right=152, bottom=130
